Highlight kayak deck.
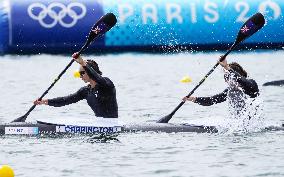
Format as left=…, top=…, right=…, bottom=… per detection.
left=263, top=80, right=284, bottom=86
left=1, top=122, right=283, bottom=135
left=123, top=123, right=218, bottom=133
left=0, top=122, right=217, bottom=135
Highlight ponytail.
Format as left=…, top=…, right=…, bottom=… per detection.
left=229, top=62, right=247, bottom=78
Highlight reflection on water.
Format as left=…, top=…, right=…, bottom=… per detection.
left=84, top=133, right=120, bottom=144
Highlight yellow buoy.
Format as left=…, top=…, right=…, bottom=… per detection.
left=0, top=165, right=14, bottom=177
left=180, top=76, right=192, bottom=83
left=73, top=70, right=80, bottom=78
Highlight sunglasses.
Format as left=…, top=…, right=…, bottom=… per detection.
left=79, top=71, right=86, bottom=76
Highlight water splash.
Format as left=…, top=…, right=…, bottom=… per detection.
left=220, top=96, right=264, bottom=134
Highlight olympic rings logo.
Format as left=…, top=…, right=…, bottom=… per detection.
left=27, top=2, right=87, bottom=28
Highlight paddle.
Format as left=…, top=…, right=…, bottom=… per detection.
left=12, top=13, right=117, bottom=123
left=157, top=12, right=265, bottom=123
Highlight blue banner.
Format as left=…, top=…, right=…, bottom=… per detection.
left=10, top=0, right=104, bottom=49
left=0, top=0, right=283, bottom=54
left=103, top=0, right=284, bottom=46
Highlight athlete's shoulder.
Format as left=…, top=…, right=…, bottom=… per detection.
left=102, top=77, right=115, bottom=88
left=248, top=78, right=259, bottom=87
left=247, top=78, right=259, bottom=97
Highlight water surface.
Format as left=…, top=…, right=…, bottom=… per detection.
left=0, top=51, right=283, bottom=177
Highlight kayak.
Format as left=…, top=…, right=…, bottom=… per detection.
left=0, top=121, right=218, bottom=135
left=263, top=80, right=284, bottom=86
left=0, top=119, right=283, bottom=135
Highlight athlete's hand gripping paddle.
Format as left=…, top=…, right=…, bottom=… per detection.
left=12, top=13, right=117, bottom=122
left=157, top=12, right=265, bottom=123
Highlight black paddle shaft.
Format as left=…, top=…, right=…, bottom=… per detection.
left=157, top=12, right=265, bottom=123
left=12, top=13, right=117, bottom=122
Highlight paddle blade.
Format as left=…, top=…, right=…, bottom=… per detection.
left=11, top=115, right=26, bottom=123
left=79, top=13, right=117, bottom=53
left=156, top=114, right=173, bottom=123
left=235, top=12, right=265, bottom=45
